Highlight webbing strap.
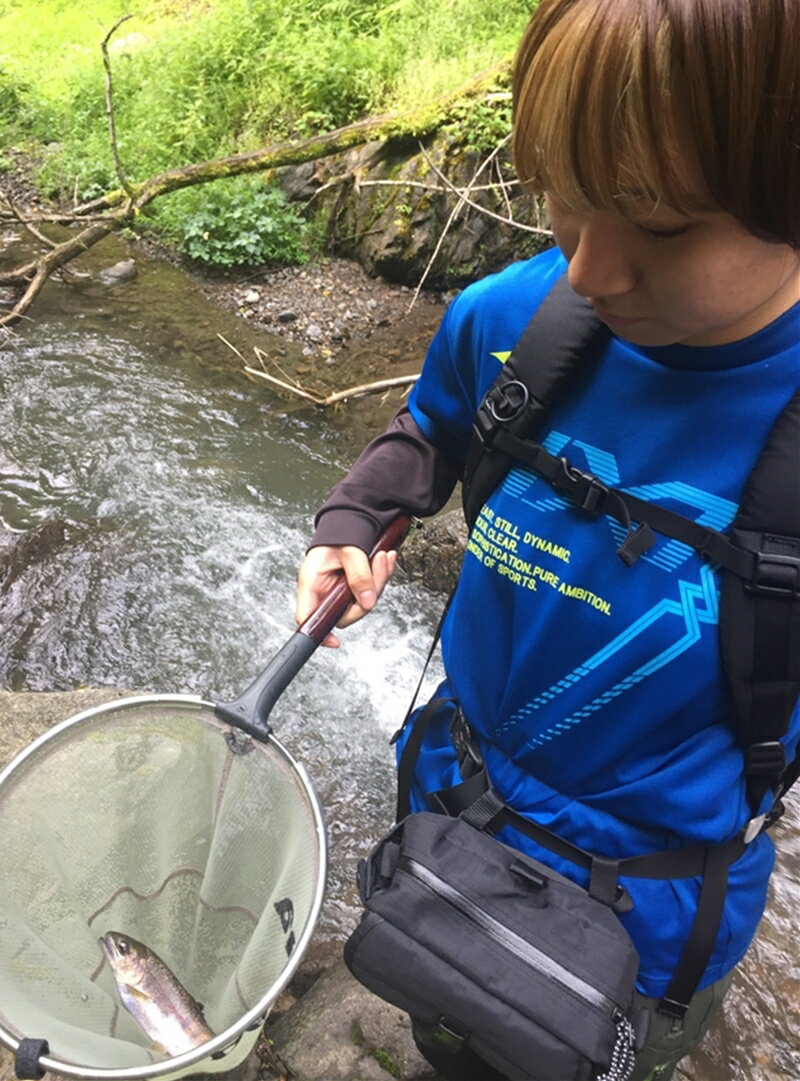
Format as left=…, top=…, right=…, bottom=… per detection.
left=489, top=429, right=756, bottom=576
left=462, top=276, right=609, bottom=531
left=395, top=696, right=457, bottom=822
left=659, top=843, right=733, bottom=1017
left=431, top=763, right=746, bottom=884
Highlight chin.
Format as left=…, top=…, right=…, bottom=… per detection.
left=613, top=326, right=685, bottom=347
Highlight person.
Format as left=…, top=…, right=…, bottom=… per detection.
left=295, top=0, right=800, bottom=1077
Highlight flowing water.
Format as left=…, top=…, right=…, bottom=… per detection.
left=0, top=234, right=797, bottom=1079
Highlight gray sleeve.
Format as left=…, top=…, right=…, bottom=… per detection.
left=310, top=406, right=462, bottom=552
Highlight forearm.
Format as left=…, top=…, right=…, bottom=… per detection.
left=311, top=407, right=462, bottom=552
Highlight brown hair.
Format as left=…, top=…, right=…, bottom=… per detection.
left=512, top=0, right=800, bottom=247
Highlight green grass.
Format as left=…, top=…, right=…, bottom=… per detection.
left=0, top=0, right=533, bottom=265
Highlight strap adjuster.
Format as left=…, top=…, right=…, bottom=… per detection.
left=449, top=710, right=484, bottom=775
left=745, top=740, right=787, bottom=778
left=747, top=551, right=800, bottom=597
left=473, top=380, right=530, bottom=449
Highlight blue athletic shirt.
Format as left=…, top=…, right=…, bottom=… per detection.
left=401, top=245, right=800, bottom=997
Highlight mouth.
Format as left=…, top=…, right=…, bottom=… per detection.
left=592, top=305, right=648, bottom=327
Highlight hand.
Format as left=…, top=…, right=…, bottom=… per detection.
left=295, top=544, right=398, bottom=647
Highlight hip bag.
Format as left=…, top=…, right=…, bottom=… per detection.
left=344, top=698, right=752, bottom=1081
left=345, top=809, right=641, bottom=1081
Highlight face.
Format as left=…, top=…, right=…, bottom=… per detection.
left=545, top=193, right=800, bottom=347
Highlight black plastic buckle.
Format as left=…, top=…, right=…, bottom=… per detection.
left=657, top=997, right=688, bottom=1022
left=746, top=741, right=787, bottom=778
left=748, top=551, right=800, bottom=597
left=449, top=710, right=484, bottom=773
left=558, top=458, right=609, bottom=515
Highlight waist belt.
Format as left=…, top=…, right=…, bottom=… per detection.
left=395, top=697, right=773, bottom=1020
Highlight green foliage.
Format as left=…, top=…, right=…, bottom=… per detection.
left=0, top=0, right=534, bottom=230
left=173, top=179, right=310, bottom=269
left=444, top=91, right=513, bottom=154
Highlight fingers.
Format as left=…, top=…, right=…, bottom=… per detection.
left=335, top=549, right=398, bottom=629
left=295, top=545, right=398, bottom=647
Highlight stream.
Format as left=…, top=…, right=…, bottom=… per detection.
left=0, top=233, right=797, bottom=1080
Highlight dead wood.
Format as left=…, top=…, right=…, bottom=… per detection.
left=0, top=55, right=512, bottom=330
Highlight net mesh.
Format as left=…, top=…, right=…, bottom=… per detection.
left=0, top=697, right=325, bottom=1072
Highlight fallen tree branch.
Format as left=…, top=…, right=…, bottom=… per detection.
left=0, top=56, right=513, bottom=329
left=219, top=334, right=417, bottom=405
left=244, top=365, right=418, bottom=405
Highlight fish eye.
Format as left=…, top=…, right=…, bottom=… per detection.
left=117, top=938, right=130, bottom=955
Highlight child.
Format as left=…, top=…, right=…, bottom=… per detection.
left=296, top=0, right=800, bottom=1077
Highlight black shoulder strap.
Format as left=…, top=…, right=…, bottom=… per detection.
left=719, top=387, right=800, bottom=807
left=461, top=274, right=800, bottom=804
left=461, top=274, right=609, bottom=531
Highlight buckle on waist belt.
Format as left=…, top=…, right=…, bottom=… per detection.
left=449, top=709, right=484, bottom=777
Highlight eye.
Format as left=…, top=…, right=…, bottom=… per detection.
left=117, top=938, right=130, bottom=955
left=641, top=224, right=692, bottom=239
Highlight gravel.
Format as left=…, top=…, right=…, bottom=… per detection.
left=198, top=258, right=449, bottom=361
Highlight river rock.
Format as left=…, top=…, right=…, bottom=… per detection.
left=98, top=259, right=138, bottom=286
left=265, top=961, right=434, bottom=1081
left=399, top=509, right=467, bottom=594
left=279, top=133, right=551, bottom=291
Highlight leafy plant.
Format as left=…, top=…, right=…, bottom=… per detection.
left=176, top=180, right=310, bottom=269
left=444, top=91, right=513, bottom=154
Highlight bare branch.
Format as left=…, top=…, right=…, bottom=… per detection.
left=418, top=139, right=552, bottom=237
left=101, top=15, right=136, bottom=200
left=1, top=197, right=59, bottom=249
left=320, top=374, right=417, bottom=405
left=219, top=335, right=418, bottom=406
left=0, top=219, right=117, bottom=326
left=410, top=138, right=508, bottom=308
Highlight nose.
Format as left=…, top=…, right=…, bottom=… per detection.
left=565, top=219, right=638, bottom=300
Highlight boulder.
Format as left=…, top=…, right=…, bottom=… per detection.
left=265, top=961, right=434, bottom=1081
left=280, top=134, right=551, bottom=291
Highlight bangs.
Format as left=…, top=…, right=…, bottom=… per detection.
left=512, top=0, right=710, bottom=218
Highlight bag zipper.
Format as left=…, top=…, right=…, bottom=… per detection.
left=398, top=854, right=619, bottom=1018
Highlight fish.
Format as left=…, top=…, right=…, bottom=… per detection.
left=100, top=930, right=215, bottom=1057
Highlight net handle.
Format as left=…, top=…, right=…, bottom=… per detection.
left=214, top=514, right=413, bottom=741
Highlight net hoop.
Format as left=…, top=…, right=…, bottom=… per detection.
left=0, top=693, right=328, bottom=1080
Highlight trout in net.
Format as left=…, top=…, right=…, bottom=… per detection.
left=100, top=931, right=215, bottom=1056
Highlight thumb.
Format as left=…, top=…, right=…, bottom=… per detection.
left=339, top=547, right=378, bottom=611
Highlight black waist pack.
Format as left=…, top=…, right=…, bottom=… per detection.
left=344, top=812, right=644, bottom=1081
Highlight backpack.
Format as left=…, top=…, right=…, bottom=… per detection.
left=409, top=273, right=800, bottom=1018
left=461, top=273, right=800, bottom=812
